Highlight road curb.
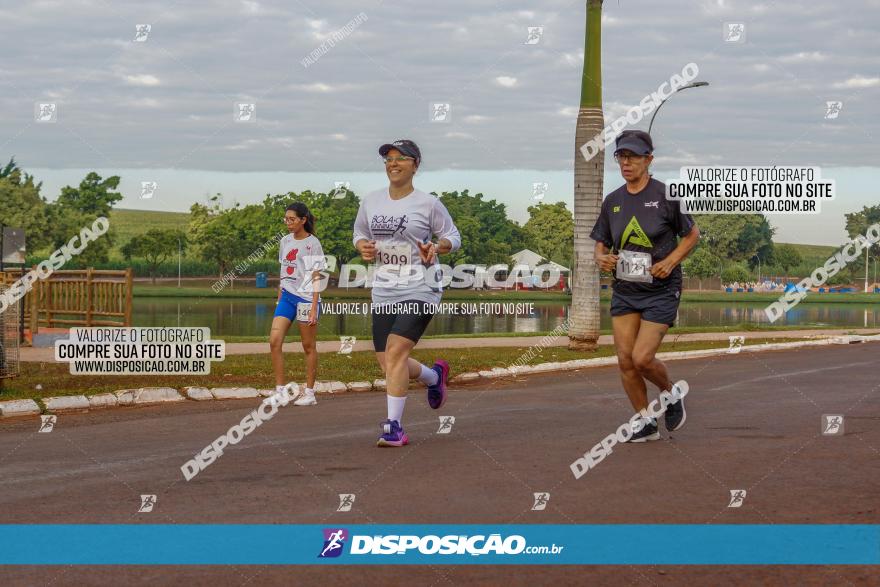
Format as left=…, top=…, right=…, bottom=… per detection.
left=0, top=399, right=41, bottom=418
left=115, top=387, right=186, bottom=406
left=43, top=395, right=90, bottom=412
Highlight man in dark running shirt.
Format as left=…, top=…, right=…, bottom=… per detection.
left=590, top=130, right=700, bottom=442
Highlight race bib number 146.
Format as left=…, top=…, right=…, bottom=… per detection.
left=296, top=302, right=312, bottom=322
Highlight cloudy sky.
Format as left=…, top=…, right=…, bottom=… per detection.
left=2, top=0, right=878, bottom=243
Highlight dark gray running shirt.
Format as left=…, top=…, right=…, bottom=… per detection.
left=590, top=178, right=695, bottom=295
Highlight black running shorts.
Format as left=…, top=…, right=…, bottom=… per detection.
left=371, top=300, right=435, bottom=351
left=610, top=288, right=681, bottom=327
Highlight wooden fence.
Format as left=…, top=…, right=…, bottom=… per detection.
left=0, top=268, right=132, bottom=335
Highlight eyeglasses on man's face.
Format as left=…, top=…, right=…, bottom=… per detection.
left=614, top=152, right=646, bottom=163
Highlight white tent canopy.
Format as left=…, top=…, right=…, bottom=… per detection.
left=510, top=249, right=570, bottom=274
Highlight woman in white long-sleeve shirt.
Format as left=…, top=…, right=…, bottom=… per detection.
left=352, top=139, right=462, bottom=447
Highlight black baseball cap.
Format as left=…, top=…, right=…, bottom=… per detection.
left=379, top=139, right=421, bottom=165
left=614, top=130, right=654, bottom=156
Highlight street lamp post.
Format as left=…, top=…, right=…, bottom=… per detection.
left=648, top=81, right=710, bottom=136
left=753, top=253, right=762, bottom=284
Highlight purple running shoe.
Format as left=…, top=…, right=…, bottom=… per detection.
left=377, top=419, right=409, bottom=447
left=427, top=359, right=449, bottom=409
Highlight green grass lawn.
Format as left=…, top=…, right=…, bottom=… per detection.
left=1, top=337, right=810, bottom=403
left=108, top=208, right=188, bottom=260
left=779, top=242, right=838, bottom=263
left=111, top=208, right=189, bottom=240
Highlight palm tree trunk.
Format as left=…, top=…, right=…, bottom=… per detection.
left=569, top=0, right=604, bottom=351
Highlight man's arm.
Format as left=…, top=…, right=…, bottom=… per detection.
left=594, top=241, right=618, bottom=272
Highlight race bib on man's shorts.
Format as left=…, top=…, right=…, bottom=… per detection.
left=617, top=250, right=653, bottom=283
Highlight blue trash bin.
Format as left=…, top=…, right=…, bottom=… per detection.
left=256, top=272, right=268, bottom=288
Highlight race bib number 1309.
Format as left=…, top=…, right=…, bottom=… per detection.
left=377, top=243, right=411, bottom=266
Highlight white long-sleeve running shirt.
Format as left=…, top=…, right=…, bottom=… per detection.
left=352, top=188, right=461, bottom=305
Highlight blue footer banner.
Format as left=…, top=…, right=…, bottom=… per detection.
left=1, top=525, right=877, bottom=565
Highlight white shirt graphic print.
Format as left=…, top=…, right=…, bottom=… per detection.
left=352, top=188, right=461, bottom=305
left=278, top=233, right=326, bottom=299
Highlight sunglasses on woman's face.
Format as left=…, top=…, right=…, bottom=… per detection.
left=283, top=216, right=301, bottom=223
left=383, top=156, right=414, bottom=164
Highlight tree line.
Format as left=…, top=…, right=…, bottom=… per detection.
left=1, top=158, right=876, bottom=285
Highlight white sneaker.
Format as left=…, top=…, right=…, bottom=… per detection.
left=294, top=393, right=316, bottom=406
left=278, top=383, right=302, bottom=403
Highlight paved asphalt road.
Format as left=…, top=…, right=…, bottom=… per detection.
left=1, top=343, right=878, bottom=585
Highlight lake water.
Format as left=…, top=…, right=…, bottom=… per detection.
left=132, top=299, right=880, bottom=337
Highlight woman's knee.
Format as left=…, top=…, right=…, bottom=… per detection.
left=632, top=351, right=655, bottom=373
left=384, top=343, right=410, bottom=365
left=269, top=334, right=284, bottom=352
left=617, top=351, right=636, bottom=373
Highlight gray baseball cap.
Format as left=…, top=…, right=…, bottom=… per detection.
left=614, top=130, right=654, bottom=156
left=379, top=139, right=422, bottom=165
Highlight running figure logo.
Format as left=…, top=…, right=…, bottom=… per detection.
left=822, top=414, right=844, bottom=436
left=138, top=494, right=157, bottom=513
left=430, top=103, right=451, bottom=123
left=437, top=416, right=455, bottom=434
left=532, top=182, right=548, bottom=201
left=141, top=181, right=158, bottom=199
left=235, top=103, right=256, bottom=122
left=38, top=415, right=57, bottom=433
left=337, top=494, right=355, bottom=512
left=531, top=492, right=550, bottom=511
left=391, top=215, right=408, bottom=238
left=524, top=26, right=544, bottom=45
left=331, top=181, right=350, bottom=199
left=824, top=101, right=843, bottom=120
left=728, top=489, right=747, bottom=508
left=724, top=23, right=745, bottom=43
left=369, top=214, right=409, bottom=238
left=134, top=24, right=151, bottom=42
left=338, top=336, right=356, bottom=355
left=318, top=528, right=348, bottom=558
left=728, top=335, right=745, bottom=354
left=35, top=103, right=57, bottom=123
